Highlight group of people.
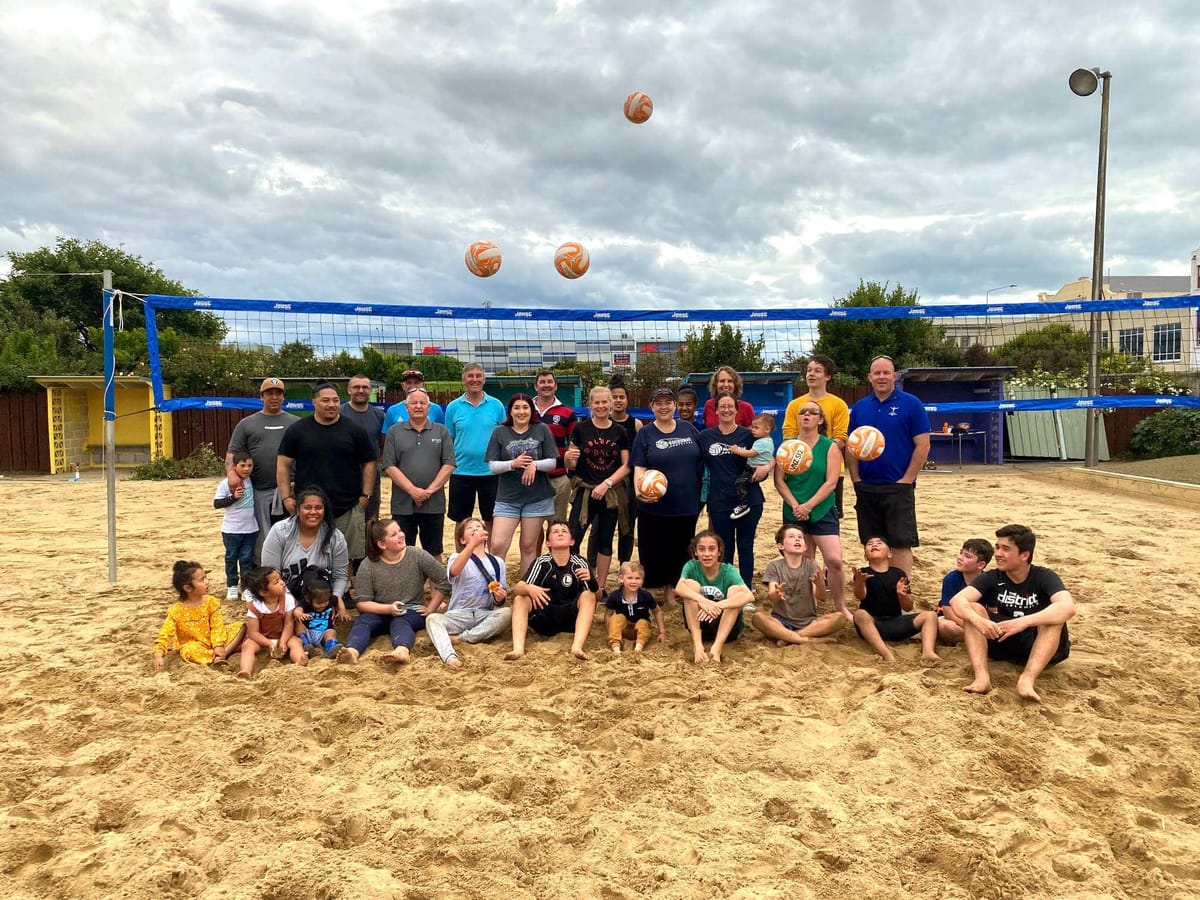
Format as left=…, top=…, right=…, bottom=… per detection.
left=152, top=354, right=1076, bottom=701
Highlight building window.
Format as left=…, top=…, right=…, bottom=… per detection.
left=1152, top=323, right=1181, bottom=363
left=1100, top=330, right=1109, bottom=350
left=1117, top=328, right=1144, bottom=357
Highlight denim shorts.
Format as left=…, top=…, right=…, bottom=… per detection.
left=493, top=495, right=556, bottom=519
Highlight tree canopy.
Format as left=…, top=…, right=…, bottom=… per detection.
left=812, top=280, right=964, bottom=380
left=677, top=322, right=766, bottom=375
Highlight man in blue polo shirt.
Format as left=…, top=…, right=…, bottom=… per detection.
left=445, top=363, right=506, bottom=532
left=381, top=369, right=444, bottom=435
left=846, top=355, right=930, bottom=578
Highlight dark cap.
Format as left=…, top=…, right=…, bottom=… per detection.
left=650, top=387, right=675, bottom=401
left=259, top=377, right=284, bottom=393
left=401, top=369, right=424, bottom=382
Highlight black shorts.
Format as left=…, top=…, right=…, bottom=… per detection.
left=529, top=602, right=580, bottom=637
left=684, top=607, right=745, bottom=644
left=855, top=612, right=920, bottom=643
left=448, top=474, right=499, bottom=523
left=854, top=482, right=919, bottom=549
left=988, top=623, right=1071, bottom=666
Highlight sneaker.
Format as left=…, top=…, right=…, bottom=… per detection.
left=225, top=586, right=239, bottom=601
left=744, top=602, right=757, bottom=614
left=730, top=504, right=750, bottom=520
left=325, top=641, right=343, bottom=659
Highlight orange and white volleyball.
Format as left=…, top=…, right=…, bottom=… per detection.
left=623, top=91, right=653, bottom=124
left=847, top=425, right=886, bottom=461
left=637, top=468, right=668, bottom=500
left=554, top=242, right=590, bottom=279
left=465, top=241, right=502, bottom=278
left=776, top=439, right=814, bottom=476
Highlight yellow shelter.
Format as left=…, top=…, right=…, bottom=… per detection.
left=28, top=376, right=172, bottom=474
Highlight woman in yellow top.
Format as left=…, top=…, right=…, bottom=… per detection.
left=152, top=561, right=245, bottom=670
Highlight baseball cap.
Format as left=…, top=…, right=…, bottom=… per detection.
left=259, top=377, right=284, bottom=393
left=650, top=387, right=675, bottom=401
left=401, top=369, right=424, bottom=382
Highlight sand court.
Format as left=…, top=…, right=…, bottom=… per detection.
left=0, top=466, right=1197, bottom=898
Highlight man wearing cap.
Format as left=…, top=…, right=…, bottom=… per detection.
left=381, top=386, right=455, bottom=557
left=381, top=369, right=444, bottom=435
left=532, top=370, right=578, bottom=526
left=340, top=374, right=386, bottom=524
left=445, top=363, right=506, bottom=531
left=276, top=381, right=379, bottom=563
left=225, top=377, right=300, bottom=563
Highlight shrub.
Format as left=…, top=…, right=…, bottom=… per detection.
left=129, top=442, right=226, bottom=481
left=1129, top=409, right=1200, bottom=459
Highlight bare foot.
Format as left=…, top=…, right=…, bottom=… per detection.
left=963, top=678, right=992, bottom=695
left=775, top=639, right=789, bottom=648
left=1015, top=675, right=1042, bottom=703
left=382, top=647, right=411, bottom=665
left=236, top=670, right=251, bottom=680
left=446, top=656, right=463, bottom=670
left=922, top=650, right=941, bottom=663
left=336, top=646, right=359, bottom=665
left=692, top=648, right=710, bottom=665
left=711, top=651, right=723, bottom=665
left=634, top=643, right=644, bottom=652
left=571, top=647, right=590, bottom=661
left=504, top=649, right=525, bottom=661
left=610, top=645, right=622, bottom=654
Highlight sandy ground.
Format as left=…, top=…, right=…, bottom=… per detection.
left=1, top=466, right=1198, bottom=899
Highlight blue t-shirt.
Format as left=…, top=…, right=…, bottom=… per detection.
left=848, top=388, right=931, bottom=484
left=698, top=426, right=763, bottom=513
left=381, top=401, right=444, bottom=434
left=940, top=569, right=967, bottom=608
left=629, top=421, right=703, bottom=517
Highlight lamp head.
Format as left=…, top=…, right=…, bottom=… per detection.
left=1069, top=67, right=1100, bottom=97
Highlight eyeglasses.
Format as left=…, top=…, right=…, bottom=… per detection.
left=799, top=410, right=821, bottom=416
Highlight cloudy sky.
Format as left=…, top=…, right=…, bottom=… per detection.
left=2, top=0, right=1198, bottom=314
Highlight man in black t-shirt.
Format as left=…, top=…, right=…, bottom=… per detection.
left=949, top=524, right=1076, bottom=702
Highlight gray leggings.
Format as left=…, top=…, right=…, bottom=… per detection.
left=425, top=607, right=513, bottom=663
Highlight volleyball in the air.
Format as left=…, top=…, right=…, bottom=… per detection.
left=554, top=242, right=590, bottom=279
left=465, top=241, right=502, bottom=278
left=847, top=425, right=886, bottom=461
left=624, top=91, right=653, bottom=124
left=776, top=439, right=813, bottom=475
left=637, top=468, right=668, bottom=500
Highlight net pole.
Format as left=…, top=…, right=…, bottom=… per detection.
left=1084, top=72, right=1112, bottom=468
left=103, top=270, right=117, bottom=583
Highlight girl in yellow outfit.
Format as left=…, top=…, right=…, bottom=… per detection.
left=153, top=561, right=245, bottom=671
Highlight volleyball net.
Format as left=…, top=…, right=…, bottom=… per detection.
left=136, top=292, right=1199, bottom=415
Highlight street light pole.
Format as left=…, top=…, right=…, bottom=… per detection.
left=1070, top=66, right=1111, bottom=469
left=984, top=284, right=1018, bottom=302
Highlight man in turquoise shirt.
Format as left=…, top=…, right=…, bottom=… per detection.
left=445, top=362, right=506, bottom=531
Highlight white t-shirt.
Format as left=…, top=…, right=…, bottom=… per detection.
left=215, top=478, right=258, bottom=534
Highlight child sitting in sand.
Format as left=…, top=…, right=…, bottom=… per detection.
left=293, top=576, right=342, bottom=659
left=674, top=530, right=756, bottom=665
left=937, top=538, right=993, bottom=644
left=426, top=518, right=513, bottom=669
left=751, top=524, right=849, bottom=646
left=238, top=566, right=303, bottom=678
left=604, top=561, right=667, bottom=653
left=851, top=536, right=939, bottom=663
left=152, top=561, right=245, bottom=671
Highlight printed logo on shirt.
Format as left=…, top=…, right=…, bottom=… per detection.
left=699, top=585, right=725, bottom=601
left=708, top=443, right=733, bottom=457
left=655, top=437, right=695, bottom=450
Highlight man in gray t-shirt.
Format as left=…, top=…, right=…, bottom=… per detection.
left=340, top=374, right=387, bottom=522
left=381, top=387, right=456, bottom=557
left=225, top=376, right=299, bottom=562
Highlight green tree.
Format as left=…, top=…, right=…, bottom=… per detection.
left=677, top=323, right=766, bottom=374
left=632, top=350, right=679, bottom=390
left=992, top=324, right=1088, bottom=375
left=2, top=237, right=224, bottom=352
left=812, top=280, right=964, bottom=379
